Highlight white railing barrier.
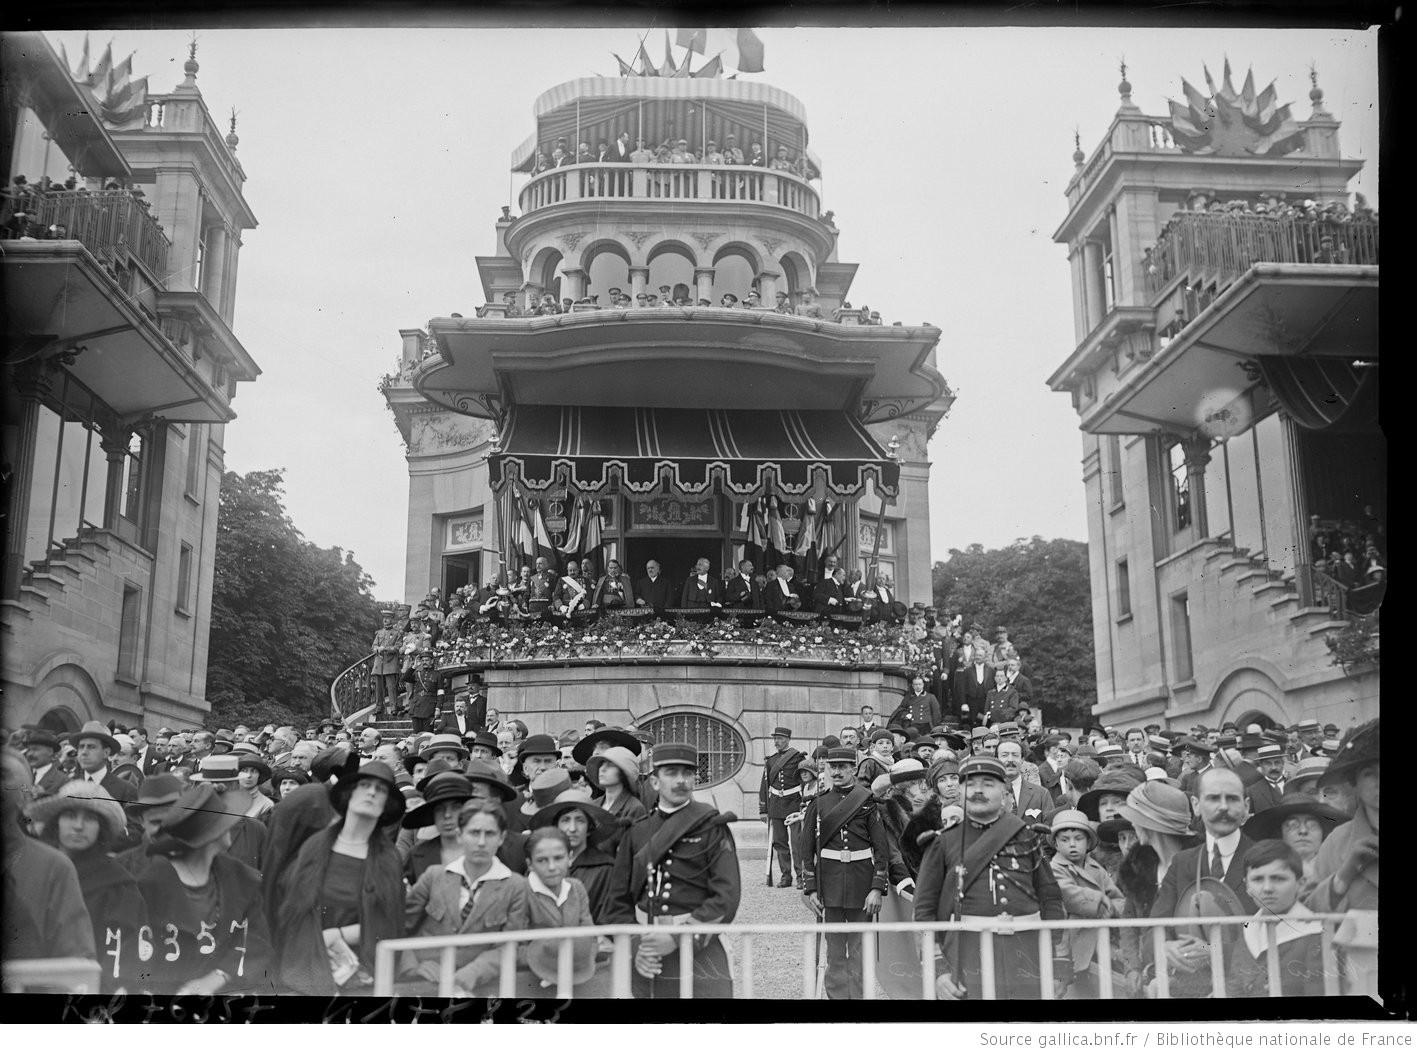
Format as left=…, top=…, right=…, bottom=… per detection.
left=2, top=958, right=103, bottom=993
left=373, top=912, right=1362, bottom=1000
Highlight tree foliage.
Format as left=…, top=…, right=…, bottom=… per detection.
left=207, top=469, right=382, bottom=728
left=932, top=536, right=1096, bottom=728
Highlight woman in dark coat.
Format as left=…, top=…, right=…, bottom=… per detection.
left=272, top=759, right=406, bottom=995
left=28, top=781, right=148, bottom=992
left=137, top=783, right=277, bottom=995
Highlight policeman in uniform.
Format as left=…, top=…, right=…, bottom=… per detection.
left=914, top=755, right=1064, bottom=999
left=608, top=743, right=741, bottom=998
left=802, top=746, right=891, bottom=999
left=370, top=609, right=403, bottom=717
left=759, top=727, right=804, bottom=887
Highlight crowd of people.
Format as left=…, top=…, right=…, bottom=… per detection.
left=767, top=713, right=1377, bottom=1000
left=530, top=133, right=816, bottom=180
left=1, top=174, right=161, bottom=242
left=486, top=283, right=887, bottom=325
left=1309, top=509, right=1385, bottom=596
left=3, top=702, right=1378, bottom=1001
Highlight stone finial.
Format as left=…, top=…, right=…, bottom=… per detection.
left=179, top=33, right=200, bottom=90
left=1072, top=128, right=1085, bottom=168
left=1308, top=61, right=1330, bottom=117
left=226, top=107, right=239, bottom=150
left=1118, top=56, right=1137, bottom=110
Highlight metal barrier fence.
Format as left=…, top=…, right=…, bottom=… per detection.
left=373, top=912, right=1360, bottom=1000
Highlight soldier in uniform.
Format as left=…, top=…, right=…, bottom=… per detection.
left=370, top=609, right=403, bottom=718
left=759, top=727, right=804, bottom=887
left=801, top=746, right=891, bottom=999
left=914, top=755, right=1064, bottom=1000
left=608, top=743, right=741, bottom=998
left=527, top=556, right=557, bottom=616
left=402, top=653, right=442, bottom=735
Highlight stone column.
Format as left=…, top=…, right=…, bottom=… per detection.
left=3, top=367, right=50, bottom=598
left=756, top=269, right=781, bottom=302
left=1181, top=435, right=1212, bottom=541
left=629, top=266, right=649, bottom=301
left=100, top=428, right=132, bottom=529
left=693, top=268, right=715, bottom=303
left=561, top=268, right=587, bottom=302
left=202, top=224, right=228, bottom=308
left=1277, top=411, right=1309, bottom=576
left=1082, top=241, right=1106, bottom=331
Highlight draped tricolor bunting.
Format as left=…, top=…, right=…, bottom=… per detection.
left=488, top=405, right=898, bottom=500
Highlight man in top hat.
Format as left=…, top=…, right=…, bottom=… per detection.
left=915, top=755, right=1064, bottom=999
left=371, top=609, right=403, bottom=718
left=801, top=745, right=892, bottom=998
left=607, top=743, right=741, bottom=998
left=759, top=727, right=804, bottom=888
left=23, top=728, right=68, bottom=797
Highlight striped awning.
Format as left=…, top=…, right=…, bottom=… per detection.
left=488, top=405, right=897, bottom=499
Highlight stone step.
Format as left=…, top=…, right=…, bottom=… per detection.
left=22, top=571, right=68, bottom=597
left=35, top=558, right=85, bottom=581
left=17, top=584, right=51, bottom=609
left=1306, top=618, right=1350, bottom=639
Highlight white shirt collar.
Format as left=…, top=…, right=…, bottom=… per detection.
left=1206, top=828, right=1242, bottom=861
left=85, top=764, right=109, bottom=784
left=657, top=797, right=693, bottom=816
left=1242, top=902, right=1321, bottom=958
left=446, top=854, right=513, bottom=889
left=779, top=578, right=791, bottom=594
left=527, top=870, right=571, bottom=907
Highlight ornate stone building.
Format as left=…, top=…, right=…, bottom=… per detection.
left=2, top=34, right=260, bottom=733
left=1047, top=64, right=1379, bottom=733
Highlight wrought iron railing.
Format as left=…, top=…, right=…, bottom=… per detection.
left=637, top=711, right=745, bottom=787
left=3, top=190, right=171, bottom=277
left=1296, top=562, right=1349, bottom=620
left=373, top=911, right=1368, bottom=1001
left=330, top=651, right=380, bottom=725
left=518, top=163, right=820, bottom=219
left=1144, top=214, right=1379, bottom=303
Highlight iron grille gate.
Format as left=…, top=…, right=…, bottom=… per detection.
left=639, top=712, right=745, bottom=787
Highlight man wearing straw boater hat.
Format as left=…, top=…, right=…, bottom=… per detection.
left=607, top=742, right=740, bottom=998
left=914, top=754, right=1064, bottom=1000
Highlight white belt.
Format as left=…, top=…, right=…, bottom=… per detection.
left=768, top=786, right=800, bottom=797
left=819, top=848, right=875, bottom=863
left=635, top=908, right=693, bottom=926
left=960, top=911, right=1041, bottom=935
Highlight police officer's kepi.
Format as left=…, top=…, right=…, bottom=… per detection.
left=958, top=755, right=1007, bottom=782
left=772, top=726, right=792, bottom=738
left=825, top=747, right=857, bottom=764
left=652, top=742, right=698, bottom=769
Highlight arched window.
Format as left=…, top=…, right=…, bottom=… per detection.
left=636, top=711, right=746, bottom=787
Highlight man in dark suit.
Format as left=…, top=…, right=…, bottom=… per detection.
left=1034, top=735, right=1071, bottom=804
left=1243, top=743, right=1287, bottom=816
left=953, top=654, right=995, bottom=725
left=679, top=557, right=724, bottom=609
left=997, top=737, right=1051, bottom=822
left=71, top=722, right=138, bottom=806
left=889, top=675, right=942, bottom=737
left=634, top=559, right=673, bottom=614
left=1002, top=658, right=1033, bottom=708
left=812, top=566, right=848, bottom=614
left=1151, top=768, right=1257, bottom=995
left=724, top=558, right=762, bottom=609
left=610, top=130, right=632, bottom=162
left=764, top=563, right=804, bottom=616
left=448, top=688, right=487, bottom=739
left=24, top=729, right=69, bottom=796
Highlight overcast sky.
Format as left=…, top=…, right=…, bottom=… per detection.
left=47, top=22, right=1381, bottom=602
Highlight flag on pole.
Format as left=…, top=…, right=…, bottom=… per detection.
left=583, top=499, right=603, bottom=556
left=767, top=495, right=787, bottom=555
left=635, top=40, right=655, bottom=76
left=675, top=28, right=765, bottom=73
left=558, top=496, right=587, bottom=555
left=529, top=498, right=556, bottom=564
left=89, top=41, right=114, bottom=91
left=513, top=492, right=537, bottom=565
left=793, top=498, right=818, bottom=558
left=691, top=53, right=724, bottom=78
left=614, top=53, right=635, bottom=77
left=659, top=32, right=678, bottom=77
left=747, top=497, right=767, bottom=551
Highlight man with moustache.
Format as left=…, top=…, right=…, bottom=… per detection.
left=913, top=755, right=1064, bottom=1000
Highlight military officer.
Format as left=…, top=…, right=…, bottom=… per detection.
left=608, top=743, right=741, bottom=998
left=759, top=727, right=804, bottom=887
left=914, top=754, right=1064, bottom=1000
left=802, top=746, right=892, bottom=999
left=370, top=609, right=403, bottom=717
left=527, top=556, right=557, bottom=616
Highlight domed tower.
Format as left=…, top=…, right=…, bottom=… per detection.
left=382, top=52, right=953, bottom=809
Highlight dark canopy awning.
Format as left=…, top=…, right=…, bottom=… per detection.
left=488, top=405, right=898, bottom=499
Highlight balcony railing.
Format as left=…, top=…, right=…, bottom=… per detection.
left=518, top=163, right=821, bottom=219
left=2, top=189, right=171, bottom=278
left=1144, top=213, right=1379, bottom=303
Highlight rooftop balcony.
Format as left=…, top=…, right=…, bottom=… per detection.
left=3, top=189, right=171, bottom=278
left=518, top=161, right=821, bottom=220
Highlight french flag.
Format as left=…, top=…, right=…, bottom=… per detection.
left=675, top=28, right=766, bottom=74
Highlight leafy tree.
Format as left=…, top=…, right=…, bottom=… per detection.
left=206, top=469, right=382, bottom=728
left=932, top=536, right=1096, bottom=728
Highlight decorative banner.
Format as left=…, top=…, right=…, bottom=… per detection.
left=446, top=515, right=483, bottom=551
left=629, top=495, right=721, bottom=533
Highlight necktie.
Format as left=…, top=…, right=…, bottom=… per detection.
left=460, top=876, right=477, bottom=926
left=1209, top=844, right=1224, bottom=880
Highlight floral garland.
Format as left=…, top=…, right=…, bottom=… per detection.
left=434, top=612, right=927, bottom=671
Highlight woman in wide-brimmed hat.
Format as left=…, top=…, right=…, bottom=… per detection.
left=272, top=758, right=406, bottom=994
left=27, top=781, right=149, bottom=992
left=1243, top=791, right=1346, bottom=889
left=531, top=790, right=617, bottom=924
left=1113, top=780, right=1195, bottom=996
left=400, top=767, right=476, bottom=885
left=584, top=744, right=647, bottom=848
left=268, top=765, right=309, bottom=803
left=136, top=783, right=277, bottom=995
left=233, top=754, right=275, bottom=820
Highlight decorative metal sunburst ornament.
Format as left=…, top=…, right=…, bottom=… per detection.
left=1166, top=59, right=1306, bottom=157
